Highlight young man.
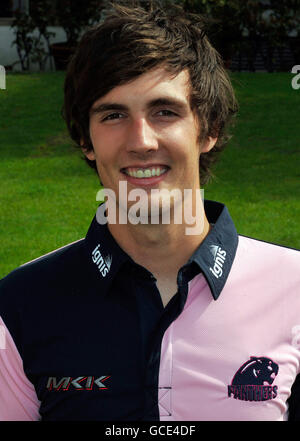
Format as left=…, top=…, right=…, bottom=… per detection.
left=0, top=4, right=299, bottom=421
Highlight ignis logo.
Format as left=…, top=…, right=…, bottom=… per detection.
left=0, top=65, right=6, bottom=90
left=0, top=325, right=6, bottom=349
left=92, top=244, right=112, bottom=277
left=291, top=65, right=300, bottom=90
left=209, top=245, right=226, bottom=278
left=46, top=376, right=110, bottom=391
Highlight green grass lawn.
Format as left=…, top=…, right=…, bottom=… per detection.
left=0, top=71, right=299, bottom=278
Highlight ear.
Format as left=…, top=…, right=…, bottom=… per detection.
left=80, top=140, right=96, bottom=161
left=201, top=136, right=218, bottom=153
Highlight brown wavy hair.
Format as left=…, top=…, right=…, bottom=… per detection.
left=63, top=2, right=238, bottom=185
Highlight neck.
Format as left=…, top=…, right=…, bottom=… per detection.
left=107, top=198, right=210, bottom=279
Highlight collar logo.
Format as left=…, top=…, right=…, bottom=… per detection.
left=209, top=245, right=226, bottom=278
left=228, top=356, right=279, bottom=402
left=92, top=244, right=112, bottom=277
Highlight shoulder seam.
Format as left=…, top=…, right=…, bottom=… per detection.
left=19, top=238, right=85, bottom=268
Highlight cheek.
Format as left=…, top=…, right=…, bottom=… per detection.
left=168, top=123, right=200, bottom=151
left=90, top=123, right=124, bottom=158
left=89, top=122, right=102, bottom=152
left=170, top=136, right=201, bottom=164
left=89, top=128, right=110, bottom=163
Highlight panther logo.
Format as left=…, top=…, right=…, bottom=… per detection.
left=228, top=356, right=279, bottom=401
left=232, top=356, right=278, bottom=385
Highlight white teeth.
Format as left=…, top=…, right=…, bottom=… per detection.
left=125, top=167, right=167, bottom=178
left=136, top=170, right=144, bottom=178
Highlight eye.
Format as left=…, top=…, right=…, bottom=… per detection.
left=102, top=112, right=125, bottom=122
left=156, top=109, right=177, bottom=117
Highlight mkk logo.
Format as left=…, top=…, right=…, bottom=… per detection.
left=228, top=356, right=279, bottom=402
left=46, top=376, right=110, bottom=391
left=209, top=245, right=226, bottom=278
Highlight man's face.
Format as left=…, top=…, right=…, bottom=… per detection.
left=86, top=66, right=216, bottom=219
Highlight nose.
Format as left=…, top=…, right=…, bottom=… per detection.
left=125, top=118, right=158, bottom=154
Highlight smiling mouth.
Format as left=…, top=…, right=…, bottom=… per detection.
left=121, top=165, right=169, bottom=178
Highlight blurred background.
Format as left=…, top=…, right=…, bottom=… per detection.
left=0, top=0, right=299, bottom=277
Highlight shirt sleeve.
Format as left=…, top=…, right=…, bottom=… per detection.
left=0, top=315, right=41, bottom=421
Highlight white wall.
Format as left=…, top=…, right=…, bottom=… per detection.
left=0, top=25, right=67, bottom=71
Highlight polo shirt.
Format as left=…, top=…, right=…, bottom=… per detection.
left=0, top=200, right=299, bottom=421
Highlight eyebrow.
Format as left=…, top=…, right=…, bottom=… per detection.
left=148, top=97, right=188, bottom=110
left=89, top=97, right=189, bottom=115
left=90, top=103, right=128, bottom=115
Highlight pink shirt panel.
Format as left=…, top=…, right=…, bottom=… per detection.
left=159, top=236, right=300, bottom=420
left=0, top=316, right=40, bottom=421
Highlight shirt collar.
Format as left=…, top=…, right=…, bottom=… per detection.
left=83, top=200, right=238, bottom=300
left=187, top=200, right=239, bottom=300
left=83, top=215, right=132, bottom=295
